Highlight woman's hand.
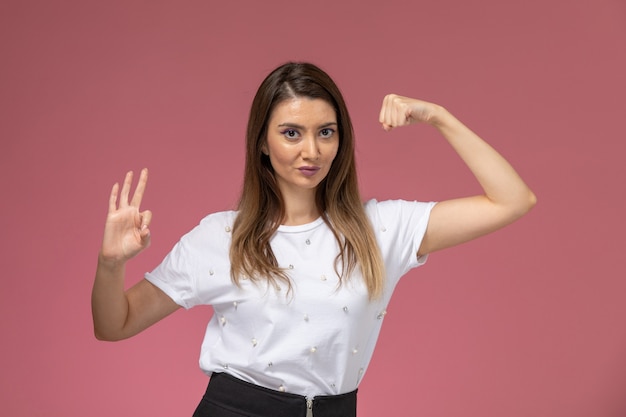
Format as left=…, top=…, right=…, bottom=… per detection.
left=378, top=94, right=442, bottom=131
left=100, top=169, right=152, bottom=264
left=93, top=168, right=178, bottom=341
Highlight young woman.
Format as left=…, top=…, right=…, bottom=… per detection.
left=92, top=62, right=536, bottom=417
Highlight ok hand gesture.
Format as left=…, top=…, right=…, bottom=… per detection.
left=100, top=169, right=152, bottom=264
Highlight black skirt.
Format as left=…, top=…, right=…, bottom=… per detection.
left=192, top=373, right=357, bottom=417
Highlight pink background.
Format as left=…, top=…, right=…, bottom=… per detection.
left=1, top=1, right=625, bottom=416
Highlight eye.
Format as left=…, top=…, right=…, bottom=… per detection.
left=281, top=129, right=300, bottom=140
left=319, top=128, right=335, bottom=138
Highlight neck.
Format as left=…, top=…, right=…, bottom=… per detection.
left=280, top=188, right=320, bottom=226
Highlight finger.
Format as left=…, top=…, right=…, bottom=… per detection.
left=119, top=171, right=134, bottom=208
left=140, top=230, right=152, bottom=249
left=394, top=96, right=406, bottom=125
left=384, top=95, right=401, bottom=130
left=130, top=168, right=148, bottom=207
left=388, top=96, right=399, bottom=127
left=392, top=96, right=412, bottom=127
left=140, top=209, right=152, bottom=231
left=108, top=182, right=119, bottom=213
left=139, top=210, right=152, bottom=245
left=387, top=95, right=398, bottom=129
left=380, top=95, right=394, bottom=131
left=378, top=94, right=388, bottom=124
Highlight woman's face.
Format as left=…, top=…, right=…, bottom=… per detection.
left=263, top=97, right=339, bottom=198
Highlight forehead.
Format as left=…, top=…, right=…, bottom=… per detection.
left=269, top=97, right=336, bottom=124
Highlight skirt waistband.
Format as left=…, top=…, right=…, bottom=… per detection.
left=192, top=372, right=357, bottom=417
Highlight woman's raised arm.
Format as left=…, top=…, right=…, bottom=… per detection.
left=91, top=169, right=179, bottom=341
left=379, top=94, right=537, bottom=256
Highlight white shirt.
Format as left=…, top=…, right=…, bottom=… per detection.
left=146, top=199, right=435, bottom=399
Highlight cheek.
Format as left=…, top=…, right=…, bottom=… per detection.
left=267, top=144, right=292, bottom=169
left=328, top=141, right=340, bottom=161
left=264, top=137, right=280, bottom=159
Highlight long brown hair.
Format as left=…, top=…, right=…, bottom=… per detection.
left=230, top=62, right=385, bottom=299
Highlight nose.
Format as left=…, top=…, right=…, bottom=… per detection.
left=301, top=135, right=320, bottom=160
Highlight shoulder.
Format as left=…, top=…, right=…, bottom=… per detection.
left=364, top=199, right=436, bottom=223
left=179, top=210, right=238, bottom=248
left=197, top=210, right=238, bottom=230
left=363, top=199, right=437, bottom=273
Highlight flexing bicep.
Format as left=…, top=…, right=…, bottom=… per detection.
left=417, top=194, right=532, bottom=256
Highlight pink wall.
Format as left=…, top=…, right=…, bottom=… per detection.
left=1, top=1, right=625, bottom=416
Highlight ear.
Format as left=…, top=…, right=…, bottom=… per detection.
left=261, top=142, right=269, bottom=155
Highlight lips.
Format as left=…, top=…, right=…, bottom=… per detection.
left=298, top=166, right=321, bottom=177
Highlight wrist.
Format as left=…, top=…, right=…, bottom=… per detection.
left=97, top=252, right=127, bottom=270
left=427, top=104, right=449, bottom=128
left=429, top=105, right=465, bottom=136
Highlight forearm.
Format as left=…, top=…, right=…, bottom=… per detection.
left=431, top=106, right=536, bottom=214
left=91, top=255, right=131, bottom=341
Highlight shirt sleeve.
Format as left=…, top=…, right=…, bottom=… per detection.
left=145, top=211, right=236, bottom=309
left=365, top=199, right=436, bottom=283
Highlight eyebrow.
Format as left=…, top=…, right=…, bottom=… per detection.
left=277, top=122, right=338, bottom=129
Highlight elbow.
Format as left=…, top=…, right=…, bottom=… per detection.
left=524, top=189, right=538, bottom=214
left=94, top=329, right=109, bottom=341
left=512, top=189, right=537, bottom=219
left=93, top=328, right=112, bottom=342
left=93, top=326, right=125, bottom=342
left=529, top=190, right=538, bottom=210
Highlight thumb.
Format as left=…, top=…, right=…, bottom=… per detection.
left=139, top=210, right=152, bottom=243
